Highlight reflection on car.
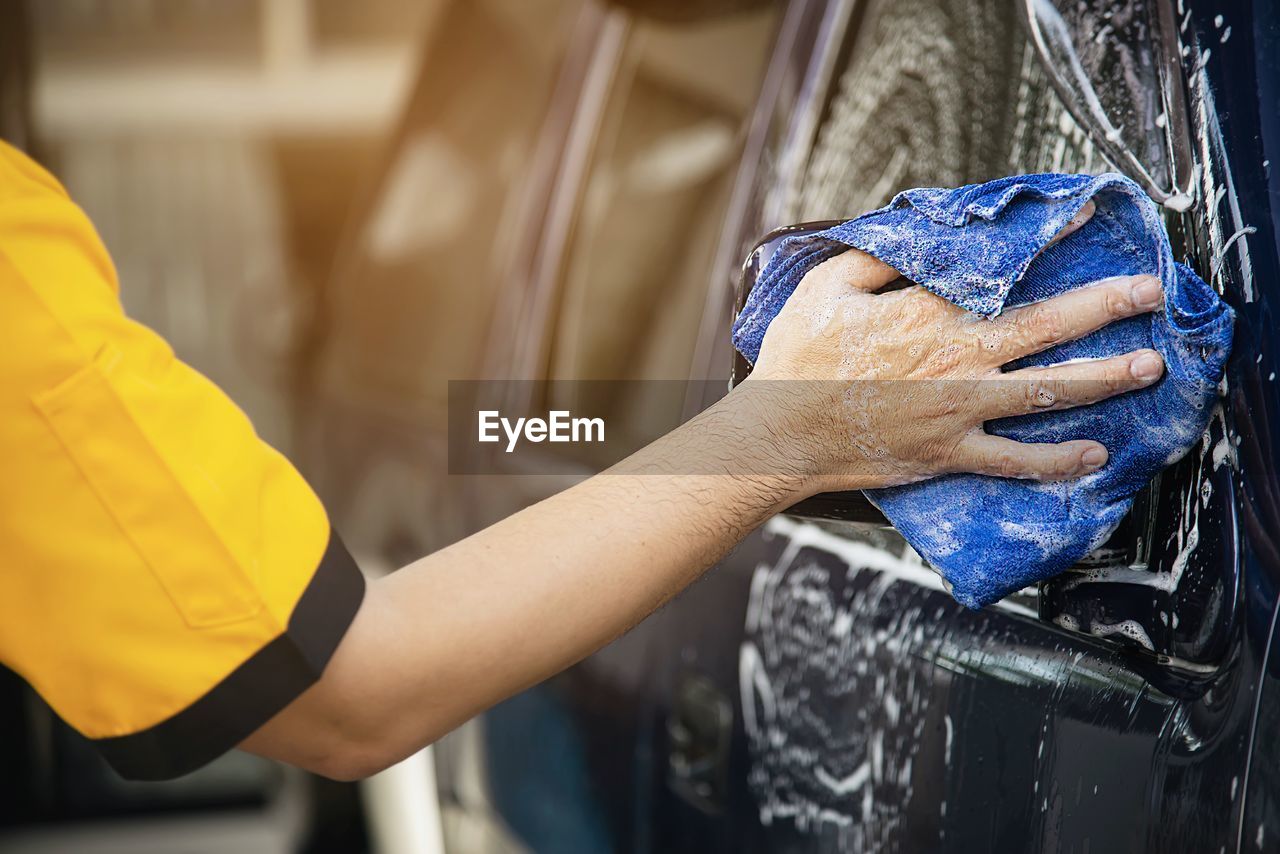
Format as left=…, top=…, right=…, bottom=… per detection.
left=313, top=0, right=1280, bottom=851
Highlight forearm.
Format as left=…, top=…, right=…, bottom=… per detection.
left=243, top=383, right=819, bottom=778
left=241, top=249, right=1164, bottom=779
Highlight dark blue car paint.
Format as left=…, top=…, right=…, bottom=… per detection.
left=472, top=0, right=1280, bottom=850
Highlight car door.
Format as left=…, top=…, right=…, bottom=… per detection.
left=314, top=1, right=786, bottom=850
left=472, top=1, right=1279, bottom=852
left=641, top=0, right=1279, bottom=852
left=462, top=5, right=786, bottom=850
left=305, top=0, right=589, bottom=569
left=321, top=0, right=1280, bottom=851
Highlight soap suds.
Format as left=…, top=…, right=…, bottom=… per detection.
left=1089, top=619, right=1155, bottom=651
left=816, top=762, right=871, bottom=795
left=1190, top=60, right=1256, bottom=300
left=1211, top=226, right=1258, bottom=279
left=1027, top=0, right=1166, bottom=197
left=741, top=517, right=946, bottom=840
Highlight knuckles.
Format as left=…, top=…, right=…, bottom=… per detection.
left=1026, top=306, right=1066, bottom=348
left=1102, top=286, right=1133, bottom=318
left=1102, top=361, right=1132, bottom=392
left=920, top=344, right=966, bottom=375
left=1025, top=380, right=1057, bottom=409
left=931, top=389, right=968, bottom=418
left=1049, top=451, right=1076, bottom=476
left=991, top=450, right=1027, bottom=479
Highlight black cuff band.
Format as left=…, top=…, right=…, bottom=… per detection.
left=94, top=530, right=366, bottom=781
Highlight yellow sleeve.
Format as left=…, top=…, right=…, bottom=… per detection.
left=0, top=141, right=365, bottom=781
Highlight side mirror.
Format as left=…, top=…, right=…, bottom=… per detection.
left=731, top=221, right=890, bottom=524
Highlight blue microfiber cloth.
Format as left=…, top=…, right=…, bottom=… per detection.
left=733, top=173, right=1235, bottom=608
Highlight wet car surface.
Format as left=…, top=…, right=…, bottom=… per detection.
left=313, top=0, right=1280, bottom=850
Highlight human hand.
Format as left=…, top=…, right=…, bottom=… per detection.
left=742, top=203, right=1166, bottom=494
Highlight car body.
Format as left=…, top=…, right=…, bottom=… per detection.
left=309, top=0, right=1280, bottom=851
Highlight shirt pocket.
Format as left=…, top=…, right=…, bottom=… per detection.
left=33, top=344, right=264, bottom=629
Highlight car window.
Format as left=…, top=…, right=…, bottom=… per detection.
left=541, top=6, right=780, bottom=458
left=317, top=0, right=583, bottom=425
left=304, top=0, right=586, bottom=565
left=1023, top=0, right=1193, bottom=205
left=774, top=0, right=1099, bottom=225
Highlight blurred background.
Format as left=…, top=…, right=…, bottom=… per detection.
left=0, top=0, right=786, bottom=851
left=0, top=0, right=1104, bottom=850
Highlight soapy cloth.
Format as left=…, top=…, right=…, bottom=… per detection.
left=732, top=173, right=1235, bottom=608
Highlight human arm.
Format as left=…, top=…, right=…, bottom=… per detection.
left=240, top=251, right=1167, bottom=780
left=3, top=143, right=1164, bottom=781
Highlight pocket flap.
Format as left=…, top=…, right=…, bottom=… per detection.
left=34, top=346, right=263, bottom=629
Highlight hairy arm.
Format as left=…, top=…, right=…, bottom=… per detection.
left=241, top=386, right=822, bottom=779
left=242, top=222, right=1168, bottom=780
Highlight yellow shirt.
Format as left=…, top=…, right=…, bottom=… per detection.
left=0, top=140, right=364, bottom=780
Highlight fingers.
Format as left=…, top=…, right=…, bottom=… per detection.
left=1040, top=200, right=1095, bottom=252
left=956, top=433, right=1109, bottom=482
left=990, top=274, right=1163, bottom=361
left=817, top=202, right=1091, bottom=297
left=977, top=349, right=1165, bottom=418
left=810, top=248, right=902, bottom=293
